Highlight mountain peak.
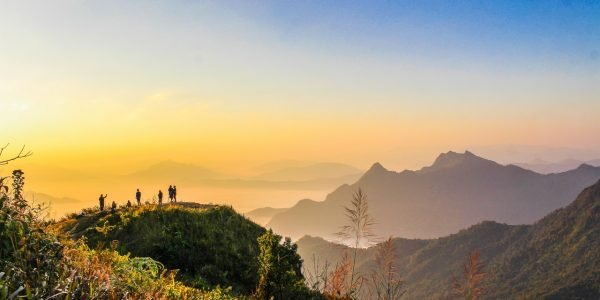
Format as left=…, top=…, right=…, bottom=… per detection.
left=419, top=150, right=494, bottom=173
left=576, top=163, right=595, bottom=170
left=368, top=162, right=388, bottom=173
left=358, top=162, right=390, bottom=180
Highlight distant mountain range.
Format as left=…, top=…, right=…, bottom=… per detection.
left=245, top=206, right=289, bottom=226
left=512, top=158, right=600, bottom=174
left=126, top=160, right=225, bottom=183
left=25, top=191, right=82, bottom=219
left=252, top=162, right=362, bottom=182
left=126, top=160, right=362, bottom=190
left=267, top=151, right=600, bottom=239
left=27, top=191, right=81, bottom=205
left=297, top=180, right=600, bottom=299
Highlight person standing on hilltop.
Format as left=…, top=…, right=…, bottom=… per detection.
left=158, top=190, right=163, bottom=206
left=168, top=185, right=174, bottom=203
left=173, top=186, right=177, bottom=202
left=136, top=189, right=142, bottom=206
left=127, top=200, right=132, bottom=208
left=99, top=194, right=108, bottom=211
left=111, top=201, right=117, bottom=213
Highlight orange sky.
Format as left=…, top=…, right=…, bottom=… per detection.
left=1, top=1, right=599, bottom=217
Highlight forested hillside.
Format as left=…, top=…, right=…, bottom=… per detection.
left=298, top=180, right=600, bottom=299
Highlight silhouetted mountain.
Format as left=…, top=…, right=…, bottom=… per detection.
left=246, top=206, right=289, bottom=226
left=251, top=160, right=313, bottom=174
left=126, top=160, right=360, bottom=191
left=126, top=160, right=224, bottom=182
left=26, top=191, right=82, bottom=219
left=297, top=180, right=600, bottom=299
left=470, top=144, right=600, bottom=165
left=513, top=158, right=600, bottom=174
left=253, top=162, right=362, bottom=182
left=27, top=191, right=81, bottom=205
left=268, top=151, right=600, bottom=239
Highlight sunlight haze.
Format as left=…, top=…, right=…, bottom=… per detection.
left=1, top=1, right=599, bottom=217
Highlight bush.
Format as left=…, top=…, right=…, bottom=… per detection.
left=255, top=229, right=321, bottom=300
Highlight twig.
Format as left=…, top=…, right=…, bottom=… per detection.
left=0, top=144, right=33, bottom=165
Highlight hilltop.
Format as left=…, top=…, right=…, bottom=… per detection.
left=51, top=202, right=309, bottom=296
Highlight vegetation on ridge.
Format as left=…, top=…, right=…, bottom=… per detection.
left=1, top=169, right=235, bottom=299
left=0, top=147, right=314, bottom=299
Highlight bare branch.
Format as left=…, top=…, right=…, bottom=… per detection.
left=0, top=143, right=9, bottom=158
left=0, top=144, right=33, bottom=165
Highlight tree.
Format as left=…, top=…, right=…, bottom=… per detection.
left=323, top=252, right=353, bottom=299
left=369, top=237, right=404, bottom=300
left=452, top=250, right=486, bottom=300
left=336, top=188, right=375, bottom=297
left=255, top=229, right=315, bottom=300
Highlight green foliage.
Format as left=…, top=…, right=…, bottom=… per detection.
left=58, top=239, right=214, bottom=299
left=485, top=180, right=600, bottom=299
left=53, top=203, right=317, bottom=298
left=255, top=229, right=317, bottom=300
left=0, top=170, right=239, bottom=299
left=0, top=170, right=64, bottom=298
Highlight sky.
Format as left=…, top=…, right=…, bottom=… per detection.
left=1, top=1, right=599, bottom=214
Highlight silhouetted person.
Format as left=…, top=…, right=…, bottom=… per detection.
left=158, top=190, right=163, bottom=205
left=111, top=201, right=117, bottom=213
left=126, top=200, right=132, bottom=208
left=99, top=194, right=108, bottom=211
left=167, top=185, right=173, bottom=203
left=173, top=186, right=177, bottom=202
left=136, top=189, right=141, bottom=206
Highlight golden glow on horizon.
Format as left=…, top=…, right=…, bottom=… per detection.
left=1, top=1, right=599, bottom=218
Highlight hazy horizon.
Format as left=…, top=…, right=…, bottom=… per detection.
left=3, top=147, right=600, bottom=219
left=2, top=1, right=599, bottom=218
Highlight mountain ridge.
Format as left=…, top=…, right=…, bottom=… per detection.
left=297, top=180, right=600, bottom=299
left=267, top=151, right=600, bottom=239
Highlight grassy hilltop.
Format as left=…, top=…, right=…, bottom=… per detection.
left=2, top=168, right=316, bottom=300
left=52, top=203, right=266, bottom=293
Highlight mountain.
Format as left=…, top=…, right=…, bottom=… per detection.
left=253, top=163, right=362, bottom=182
left=25, top=191, right=82, bottom=219
left=27, top=191, right=81, bottom=205
left=513, top=158, right=600, bottom=174
left=127, top=161, right=360, bottom=191
left=246, top=206, right=289, bottom=226
left=469, top=144, right=600, bottom=165
left=268, top=151, right=600, bottom=239
left=126, top=160, right=224, bottom=182
left=297, top=180, right=600, bottom=299
left=251, top=160, right=313, bottom=174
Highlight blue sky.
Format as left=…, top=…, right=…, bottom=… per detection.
left=244, top=1, right=600, bottom=68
